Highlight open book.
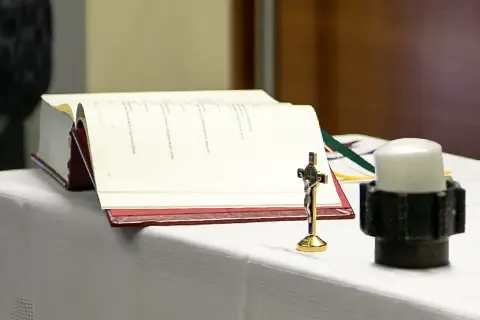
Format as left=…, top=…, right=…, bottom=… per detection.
left=32, top=90, right=353, bottom=225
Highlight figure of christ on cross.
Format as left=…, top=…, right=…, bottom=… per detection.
left=297, top=152, right=328, bottom=235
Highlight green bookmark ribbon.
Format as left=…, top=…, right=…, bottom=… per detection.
left=321, top=129, right=376, bottom=174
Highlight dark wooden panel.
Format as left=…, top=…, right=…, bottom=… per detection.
left=335, top=0, right=480, bottom=157
left=233, top=0, right=480, bottom=158
left=334, top=1, right=425, bottom=139
left=415, top=1, right=480, bottom=158
left=275, top=0, right=338, bottom=133
left=231, top=0, right=255, bottom=89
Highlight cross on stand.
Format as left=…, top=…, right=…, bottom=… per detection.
left=296, top=152, right=329, bottom=252
left=297, top=152, right=328, bottom=235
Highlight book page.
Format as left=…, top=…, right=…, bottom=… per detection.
left=79, top=101, right=341, bottom=209
left=42, top=89, right=278, bottom=118
left=36, top=101, right=74, bottom=179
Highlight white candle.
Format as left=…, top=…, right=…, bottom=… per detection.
left=374, top=138, right=445, bottom=193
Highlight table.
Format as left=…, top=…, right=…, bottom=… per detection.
left=0, top=135, right=479, bottom=320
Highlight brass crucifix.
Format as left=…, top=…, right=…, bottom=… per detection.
left=296, top=152, right=329, bottom=252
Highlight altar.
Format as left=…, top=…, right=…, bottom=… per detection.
left=0, top=135, right=479, bottom=320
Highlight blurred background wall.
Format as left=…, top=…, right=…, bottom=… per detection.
left=25, top=0, right=480, bottom=162
left=233, top=0, right=480, bottom=159
left=85, top=0, right=231, bottom=92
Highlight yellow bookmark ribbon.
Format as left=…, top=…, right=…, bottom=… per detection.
left=334, top=170, right=453, bottom=182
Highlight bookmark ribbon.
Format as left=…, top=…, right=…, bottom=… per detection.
left=321, top=129, right=376, bottom=174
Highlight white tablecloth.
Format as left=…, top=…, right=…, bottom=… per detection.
left=1, top=135, right=479, bottom=320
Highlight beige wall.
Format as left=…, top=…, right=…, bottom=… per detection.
left=85, top=0, right=232, bottom=92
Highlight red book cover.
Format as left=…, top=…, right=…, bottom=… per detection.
left=33, top=125, right=354, bottom=226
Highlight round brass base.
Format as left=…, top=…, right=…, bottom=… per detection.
left=296, top=235, right=328, bottom=252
